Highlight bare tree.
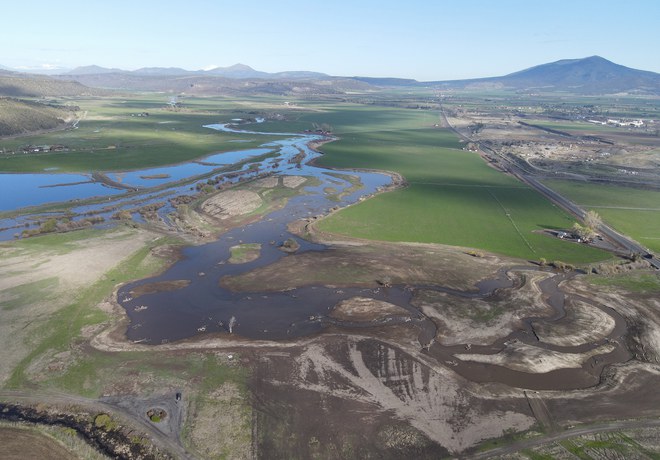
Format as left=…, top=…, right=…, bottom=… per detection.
left=320, top=123, right=333, bottom=133
left=572, top=211, right=601, bottom=242
left=584, top=210, right=602, bottom=231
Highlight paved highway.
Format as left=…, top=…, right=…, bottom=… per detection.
left=440, top=107, right=659, bottom=269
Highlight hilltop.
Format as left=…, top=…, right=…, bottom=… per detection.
left=64, top=62, right=328, bottom=80
left=433, top=56, right=660, bottom=94
left=0, top=72, right=99, bottom=97
left=53, top=71, right=366, bottom=96
left=0, top=98, right=78, bottom=137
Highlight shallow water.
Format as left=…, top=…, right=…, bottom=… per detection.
left=0, top=173, right=122, bottom=211
left=118, top=129, right=394, bottom=342
left=107, top=148, right=272, bottom=188
left=0, top=125, right=324, bottom=239
left=1, top=121, right=630, bottom=390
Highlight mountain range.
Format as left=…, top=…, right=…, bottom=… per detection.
left=61, top=63, right=329, bottom=80
left=1, top=56, right=659, bottom=96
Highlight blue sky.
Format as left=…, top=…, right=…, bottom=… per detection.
left=3, top=0, right=659, bottom=80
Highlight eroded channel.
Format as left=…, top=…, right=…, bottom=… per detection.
left=114, top=121, right=632, bottom=391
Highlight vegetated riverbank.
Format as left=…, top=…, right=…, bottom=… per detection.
left=4, top=99, right=660, bottom=458
left=0, top=95, right=284, bottom=173
left=0, top=402, right=172, bottom=459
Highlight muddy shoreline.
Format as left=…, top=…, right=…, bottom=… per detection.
left=99, top=254, right=635, bottom=391
left=97, top=123, right=640, bottom=392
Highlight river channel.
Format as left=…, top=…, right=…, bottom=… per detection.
left=117, top=123, right=399, bottom=342
left=2, top=120, right=631, bottom=391
left=113, top=122, right=633, bottom=391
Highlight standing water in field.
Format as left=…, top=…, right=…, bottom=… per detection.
left=0, top=121, right=311, bottom=239
left=115, top=121, right=634, bottom=391
left=118, top=122, right=396, bottom=342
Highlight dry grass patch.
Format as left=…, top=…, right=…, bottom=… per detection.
left=331, top=297, right=410, bottom=321
left=185, top=382, right=252, bottom=459
left=201, top=190, right=262, bottom=219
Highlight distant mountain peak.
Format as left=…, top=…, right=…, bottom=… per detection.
left=439, top=56, right=660, bottom=95
left=226, top=63, right=255, bottom=71
left=132, top=67, right=190, bottom=76
left=66, top=65, right=122, bottom=75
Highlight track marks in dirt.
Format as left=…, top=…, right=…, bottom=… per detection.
left=292, top=338, right=534, bottom=454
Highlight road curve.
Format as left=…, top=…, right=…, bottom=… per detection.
left=0, top=390, right=192, bottom=460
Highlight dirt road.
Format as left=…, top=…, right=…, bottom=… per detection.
left=0, top=390, right=192, bottom=460
left=471, top=417, right=660, bottom=459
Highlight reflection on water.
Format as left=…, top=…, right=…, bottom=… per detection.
left=118, top=123, right=394, bottom=342
left=0, top=173, right=122, bottom=211
left=0, top=124, right=324, bottom=239
left=107, top=148, right=272, bottom=188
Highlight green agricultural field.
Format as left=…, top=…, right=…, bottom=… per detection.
left=542, top=179, right=660, bottom=253
left=0, top=95, right=281, bottom=173
left=245, top=102, right=443, bottom=135
left=312, top=106, right=609, bottom=263
left=587, top=271, right=660, bottom=293
left=528, top=119, right=621, bottom=134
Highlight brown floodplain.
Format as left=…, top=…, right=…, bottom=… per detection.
left=0, top=427, right=76, bottom=460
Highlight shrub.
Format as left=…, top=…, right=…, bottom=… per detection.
left=94, top=413, right=118, bottom=431
left=40, top=218, right=58, bottom=233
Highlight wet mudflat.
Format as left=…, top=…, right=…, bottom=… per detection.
left=116, top=122, right=635, bottom=392
left=119, top=168, right=392, bottom=342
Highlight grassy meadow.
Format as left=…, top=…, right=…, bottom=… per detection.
left=282, top=104, right=613, bottom=263
left=0, top=93, right=623, bottom=263
left=542, top=179, right=660, bottom=253
left=0, top=95, right=282, bottom=172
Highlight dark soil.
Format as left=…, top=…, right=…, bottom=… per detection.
left=0, top=427, right=76, bottom=460
left=0, top=403, right=172, bottom=460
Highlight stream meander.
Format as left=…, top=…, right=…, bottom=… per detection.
left=114, top=122, right=631, bottom=390
left=1, top=120, right=632, bottom=391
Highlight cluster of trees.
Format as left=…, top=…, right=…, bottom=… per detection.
left=310, top=122, right=333, bottom=133
left=571, top=210, right=602, bottom=241
left=20, top=216, right=105, bottom=238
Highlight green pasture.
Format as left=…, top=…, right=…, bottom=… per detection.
left=229, top=243, right=261, bottom=264
left=311, top=108, right=609, bottom=263
left=245, top=102, right=444, bottom=135
left=587, top=271, right=660, bottom=293
left=543, top=180, right=660, bottom=253
left=5, top=229, right=182, bottom=389
left=528, top=119, right=621, bottom=133
left=0, top=96, right=281, bottom=172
